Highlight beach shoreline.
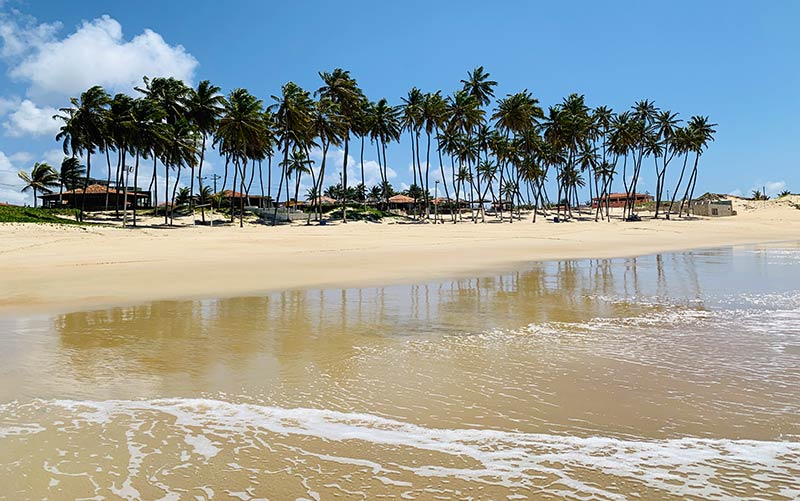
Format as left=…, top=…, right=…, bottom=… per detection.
left=2, top=200, right=799, bottom=317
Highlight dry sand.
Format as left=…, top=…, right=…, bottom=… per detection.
left=1, top=197, right=798, bottom=315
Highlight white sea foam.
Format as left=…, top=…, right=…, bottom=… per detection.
left=1, top=398, right=798, bottom=500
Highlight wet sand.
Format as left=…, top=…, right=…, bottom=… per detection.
left=1, top=244, right=799, bottom=499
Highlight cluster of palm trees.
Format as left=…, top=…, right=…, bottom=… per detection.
left=48, top=66, right=716, bottom=227
left=17, top=158, right=86, bottom=208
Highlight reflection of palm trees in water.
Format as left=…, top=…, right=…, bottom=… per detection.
left=54, top=252, right=710, bottom=396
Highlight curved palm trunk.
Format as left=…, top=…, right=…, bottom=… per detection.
left=149, top=155, right=158, bottom=210
left=273, top=141, right=290, bottom=226
left=239, top=159, right=246, bottom=228
left=231, top=159, right=238, bottom=223
left=342, top=136, right=349, bottom=223
left=258, top=159, right=265, bottom=209
left=133, top=152, right=140, bottom=226
left=122, top=155, right=131, bottom=227
left=164, top=161, right=169, bottom=225
left=170, top=163, right=181, bottom=225
left=360, top=135, right=366, bottom=211
left=105, top=148, right=112, bottom=211
left=668, top=152, right=690, bottom=219
left=79, top=152, right=92, bottom=221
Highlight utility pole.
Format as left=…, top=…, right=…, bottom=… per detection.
left=211, top=174, right=221, bottom=193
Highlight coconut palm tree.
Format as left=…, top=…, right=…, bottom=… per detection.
left=284, top=149, right=313, bottom=211
left=461, top=66, right=497, bottom=107
left=58, top=157, right=85, bottom=206
left=18, top=162, right=59, bottom=207
left=187, top=80, right=224, bottom=212
left=106, top=93, right=135, bottom=213
left=317, top=69, right=363, bottom=223
left=309, top=97, right=345, bottom=220
left=215, top=88, right=266, bottom=227
left=679, top=115, right=717, bottom=216
left=54, top=85, right=110, bottom=220
left=369, top=98, right=402, bottom=205
left=128, top=97, right=166, bottom=226
left=270, top=82, right=314, bottom=225
left=401, top=87, right=425, bottom=218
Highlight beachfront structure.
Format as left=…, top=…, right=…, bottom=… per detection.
left=592, top=193, right=653, bottom=208
left=39, top=184, right=150, bottom=210
left=217, top=190, right=268, bottom=208
left=692, top=199, right=734, bottom=217
left=388, top=194, right=416, bottom=212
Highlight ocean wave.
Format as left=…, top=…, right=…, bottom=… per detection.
left=1, top=398, right=798, bottom=500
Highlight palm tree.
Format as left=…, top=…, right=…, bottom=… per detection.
left=401, top=87, right=425, bottom=218
left=461, top=66, right=497, bottom=107
left=187, top=81, right=224, bottom=211
left=309, top=97, right=345, bottom=220
left=317, top=69, right=363, bottom=223
left=679, top=116, right=717, bottom=216
left=58, top=157, right=85, bottom=207
left=270, top=82, right=314, bottom=225
left=128, top=97, right=166, bottom=226
left=215, top=88, right=265, bottom=227
left=368, top=98, right=402, bottom=205
left=284, top=149, right=313, bottom=210
left=106, top=93, right=135, bottom=213
left=54, top=85, right=110, bottom=220
left=19, top=162, right=60, bottom=207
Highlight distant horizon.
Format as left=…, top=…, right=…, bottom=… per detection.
left=2, top=0, right=798, bottom=205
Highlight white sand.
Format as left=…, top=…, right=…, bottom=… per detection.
left=1, top=197, right=798, bottom=315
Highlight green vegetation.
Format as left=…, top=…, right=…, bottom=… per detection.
left=0, top=205, right=84, bottom=224
left=39, top=66, right=717, bottom=229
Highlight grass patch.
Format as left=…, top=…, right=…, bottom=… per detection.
left=0, top=206, right=86, bottom=224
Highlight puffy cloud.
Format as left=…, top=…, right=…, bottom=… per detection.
left=3, top=99, right=59, bottom=137
left=8, top=14, right=198, bottom=100
left=0, top=11, right=60, bottom=59
left=310, top=147, right=398, bottom=189
left=744, top=180, right=787, bottom=198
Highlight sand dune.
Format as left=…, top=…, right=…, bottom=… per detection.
left=1, top=198, right=798, bottom=315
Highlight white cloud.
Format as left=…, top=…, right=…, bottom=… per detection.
left=8, top=14, right=198, bottom=100
left=0, top=95, right=17, bottom=115
left=3, top=99, right=59, bottom=137
left=0, top=11, right=60, bottom=59
left=748, top=180, right=787, bottom=197
left=310, top=147, right=398, bottom=189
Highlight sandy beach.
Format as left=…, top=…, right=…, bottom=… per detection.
left=1, top=198, right=799, bottom=315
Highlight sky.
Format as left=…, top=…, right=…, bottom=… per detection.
left=0, top=0, right=798, bottom=205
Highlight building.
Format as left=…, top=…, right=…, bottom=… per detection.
left=39, top=184, right=150, bottom=210
left=217, top=190, right=268, bottom=208
left=591, top=192, right=653, bottom=208
left=692, top=199, right=734, bottom=217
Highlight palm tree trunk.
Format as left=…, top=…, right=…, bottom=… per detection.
left=258, top=159, right=265, bottom=209
left=123, top=155, right=131, bottom=227
left=164, top=162, right=170, bottom=225
left=80, top=152, right=91, bottom=221
left=360, top=135, right=366, bottom=211
left=231, top=159, right=238, bottom=223
left=342, top=136, right=349, bottom=223
left=239, top=159, right=246, bottom=228
left=273, top=141, right=290, bottom=226
left=669, top=152, right=690, bottom=219
left=133, top=152, right=140, bottom=226
left=170, top=163, right=182, bottom=225
left=105, top=148, right=112, bottom=211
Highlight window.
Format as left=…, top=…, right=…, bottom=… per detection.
left=712, top=208, right=719, bottom=216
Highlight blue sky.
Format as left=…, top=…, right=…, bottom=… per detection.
left=1, top=0, right=798, bottom=204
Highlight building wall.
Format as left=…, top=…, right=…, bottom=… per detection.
left=693, top=202, right=734, bottom=217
